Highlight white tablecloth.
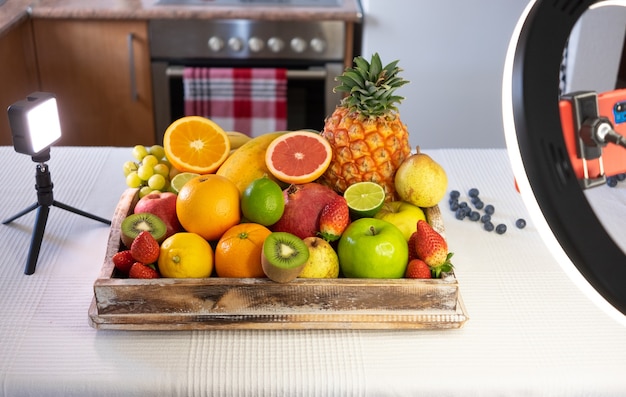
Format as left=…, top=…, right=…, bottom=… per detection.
left=0, top=146, right=624, bottom=396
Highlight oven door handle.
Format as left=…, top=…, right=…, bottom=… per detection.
left=164, top=66, right=327, bottom=80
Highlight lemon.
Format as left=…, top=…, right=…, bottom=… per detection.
left=169, top=171, right=200, bottom=194
left=343, top=181, right=386, bottom=218
left=158, top=232, right=214, bottom=278
left=241, top=176, right=285, bottom=226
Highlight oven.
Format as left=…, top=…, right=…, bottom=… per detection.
left=149, top=17, right=351, bottom=143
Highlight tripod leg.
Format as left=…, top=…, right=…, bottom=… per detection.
left=2, top=203, right=39, bottom=225
left=52, top=200, right=111, bottom=225
left=25, top=205, right=50, bottom=275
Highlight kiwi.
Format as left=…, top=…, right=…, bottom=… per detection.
left=261, top=232, right=310, bottom=283
left=120, top=213, right=167, bottom=248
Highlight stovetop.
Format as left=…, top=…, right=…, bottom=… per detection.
left=155, top=0, right=341, bottom=6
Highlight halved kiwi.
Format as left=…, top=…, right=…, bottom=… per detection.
left=261, top=232, right=309, bottom=283
left=120, top=213, right=167, bottom=248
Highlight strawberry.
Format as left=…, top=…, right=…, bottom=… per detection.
left=413, top=220, right=453, bottom=278
left=407, top=231, right=419, bottom=261
left=112, top=249, right=135, bottom=273
left=130, top=231, right=160, bottom=264
left=318, top=196, right=350, bottom=242
left=128, top=262, right=160, bottom=279
left=405, top=258, right=432, bottom=279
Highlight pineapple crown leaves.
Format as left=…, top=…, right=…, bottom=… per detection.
left=334, top=52, right=409, bottom=116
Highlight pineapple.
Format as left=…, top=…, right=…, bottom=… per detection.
left=320, top=53, right=412, bottom=201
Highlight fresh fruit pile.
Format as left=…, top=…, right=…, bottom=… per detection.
left=116, top=53, right=454, bottom=282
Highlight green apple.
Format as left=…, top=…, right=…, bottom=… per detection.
left=299, top=237, right=340, bottom=278
left=374, top=201, right=426, bottom=241
left=337, top=218, right=408, bottom=278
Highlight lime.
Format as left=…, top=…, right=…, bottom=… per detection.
left=169, top=172, right=200, bottom=194
left=241, top=177, right=285, bottom=226
left=343, top=181, right=386, bottom=218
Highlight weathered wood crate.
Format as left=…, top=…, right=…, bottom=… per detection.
left=89, top=188, right=468, bottom=330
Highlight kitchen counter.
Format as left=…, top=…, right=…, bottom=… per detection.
left=1, top=145, right=625, bottom=396
left=0, top=0, right=362, bottom=36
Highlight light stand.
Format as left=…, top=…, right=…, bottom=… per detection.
left=4, top=92, right=111, bottom=275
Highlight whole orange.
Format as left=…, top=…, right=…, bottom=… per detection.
left=176, top=174, right=241, bottom=241
left=214, top=223, right=271, bottom=278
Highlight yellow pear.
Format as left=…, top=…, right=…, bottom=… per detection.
left=299, top=237, right=340, bottom=278
left=394, top=147, right=447, bottom=208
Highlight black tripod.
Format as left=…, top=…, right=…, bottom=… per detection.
left=3, top=150, right=111, bottom=275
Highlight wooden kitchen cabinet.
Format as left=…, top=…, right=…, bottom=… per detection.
left=32, top=19, right=155, bottom=146
left=0, top=19, right=39, bottom=146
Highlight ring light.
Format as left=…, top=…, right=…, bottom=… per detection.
left=503, top=0, right=626, bottom=323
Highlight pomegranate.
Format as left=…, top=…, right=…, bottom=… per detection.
left=271, top=183, right=340, bottom=239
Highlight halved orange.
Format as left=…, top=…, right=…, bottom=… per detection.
left=163, top=116, right=230, bottom=174
left=265, top=130, right=332, bottom=184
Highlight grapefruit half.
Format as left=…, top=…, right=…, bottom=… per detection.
left=264, top=130, right=332, bottom=184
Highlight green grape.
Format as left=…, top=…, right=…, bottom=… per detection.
left=122, top=161, right=138, bottom=177
left=132, top=145, right=149, bottom=161
left=153, top=163, right=170, bottom=178
left=138, top=186, right=153, bottom=198
left=137, top=164, right=154, bottom=181
left=160, top=158, right=172, bottom=169
left=126, top=171, right=142, bottom=188
left=149, top=145, right=166, bottom=160
left=148, top=174, right=166, bottom=190
left=142, top=154, right=159, bottom=168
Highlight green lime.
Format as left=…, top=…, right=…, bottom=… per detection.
left=343, top=181, right=386, bottom=218
left=170, top=172, right=200, bottom=194
left=241, top=177, right=285, bottom=226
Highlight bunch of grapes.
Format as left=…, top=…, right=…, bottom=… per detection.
left=123, top=144, right=174, bottom=198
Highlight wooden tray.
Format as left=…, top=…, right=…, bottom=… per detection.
left=89, top=188, right=468, bottom=330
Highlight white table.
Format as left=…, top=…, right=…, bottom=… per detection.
left=1, top=146, right=625, bottom=396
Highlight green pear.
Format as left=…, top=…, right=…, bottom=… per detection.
left=394, top=147, right=448, bottom=208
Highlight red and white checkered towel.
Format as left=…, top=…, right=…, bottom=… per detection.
left=183, top=67, right=287, bottom=137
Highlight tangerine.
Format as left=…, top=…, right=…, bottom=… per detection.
left=265, top=130, right=332, bottom=184
left=176, top=174, right=241, bottom=241
left=214, top=223, right=272, bottom=278
left=163, top=116, right=230, bottom=174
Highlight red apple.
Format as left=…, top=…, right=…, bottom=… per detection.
left=134, top=192, right=182, bottom=238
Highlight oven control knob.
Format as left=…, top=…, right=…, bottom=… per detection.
left=248, top=37, right=264, bottom=52
left=207, top=36, right=224, bottom=52
left=290, top=37, right=307, bottom=53
left=267, top=37, right=284, bottom=53
left=310, top=38, right=326, bottom=53
left=228, top=37, right=244, bottom=52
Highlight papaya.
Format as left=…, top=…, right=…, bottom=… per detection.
left=216, top=131, right=287, bottom=196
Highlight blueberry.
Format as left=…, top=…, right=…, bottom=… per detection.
left=450, top=190, right=460, bottom=199
left=607, top=176, right=618, bottom=187
left=481, top=214, right=491, bottom=223
left=468, top=188, right=480, bottom=198
left=473, top=200, right=484, bottom=210
left=515, top=218, right=527, bottom=229
left=449, top=201, right=459, bottom=211
left=484, top=204, right=495, bottom=215
left=496, top=224, right=507, bottom=234
left=455, top=208, right=466, bottom=220
left=459, top=201, right=468, bottom=209
left=617, top=173, right=626, bottom=182
left=484, top=221, right=494, bottom=232
left=469, top=211, right=480, bottom=221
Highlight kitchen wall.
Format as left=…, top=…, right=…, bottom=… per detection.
left=361, top=0, right=531, bottom=148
